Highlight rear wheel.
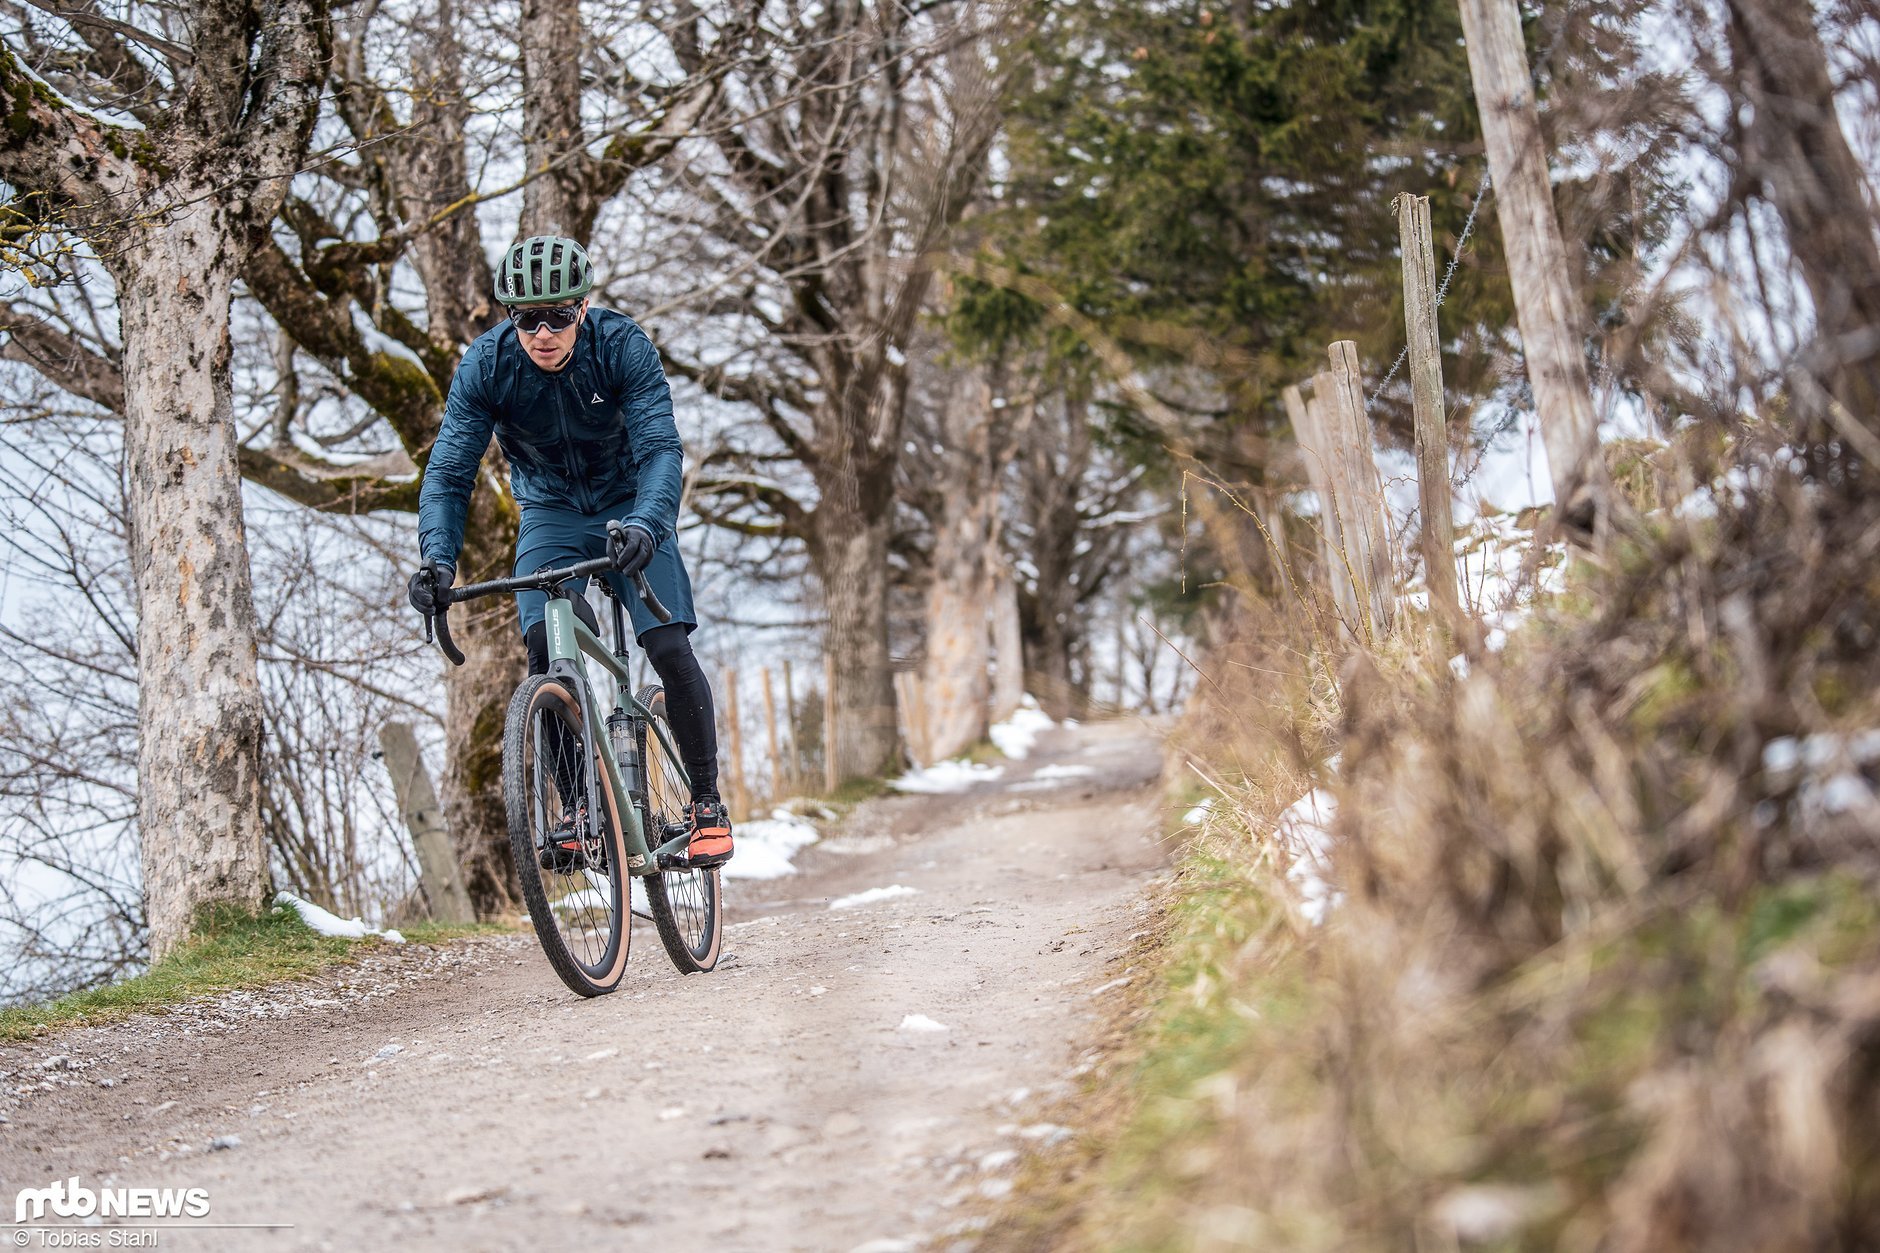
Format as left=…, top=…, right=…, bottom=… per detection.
left=637, top=685, right=724, bottom=974
left=503, top=674, right=631, bottom=996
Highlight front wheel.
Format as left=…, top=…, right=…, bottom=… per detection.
left=637, top=685, right=724, bottom=974
left=503, top=674, right=631, bottom=996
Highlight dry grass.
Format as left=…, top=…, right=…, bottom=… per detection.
left=986, top=437, right=1880, bottom=1250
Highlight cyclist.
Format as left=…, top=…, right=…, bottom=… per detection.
left=405, top=235, right=732, bottom=868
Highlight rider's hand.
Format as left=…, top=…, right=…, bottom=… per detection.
left=606, top=521, right=655, bottom=577
left=406, top=560, right=455, bottom=616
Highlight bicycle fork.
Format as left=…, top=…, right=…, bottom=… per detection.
left=540, top=596, right=650, bottom=874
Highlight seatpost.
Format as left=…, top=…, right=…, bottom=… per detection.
left=610, top=594, right=629, bottom=659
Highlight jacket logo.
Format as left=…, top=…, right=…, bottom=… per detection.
left=591, top=392, right=604, bottom=404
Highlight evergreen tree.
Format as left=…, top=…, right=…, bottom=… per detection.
left=955, top=0, right=1500, bottom=447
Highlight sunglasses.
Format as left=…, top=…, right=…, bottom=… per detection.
left=508, top=302, right=584, bottom=334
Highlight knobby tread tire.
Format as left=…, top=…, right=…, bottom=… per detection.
left=503, top=674, right=631, bottom=996
left=636, top=685, right=725, bottom=974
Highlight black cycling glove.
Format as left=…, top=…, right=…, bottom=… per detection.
left=606, top=521, right=655, bottom=577
left=407, top=560, right=455, bottom=616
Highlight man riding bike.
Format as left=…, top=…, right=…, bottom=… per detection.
left=406, top=234, right=732, bottom=868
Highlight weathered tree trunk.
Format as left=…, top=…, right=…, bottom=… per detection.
left=0, top=0, right=328, bottom=957
left=989, top=568, right=1025, bottom=723
left=518, top=0, right=593, bottom=240
left=404, top=0, right=523, bottom=914
left=1726, top=0, right=1880, bottom=467
left=1018, top=392, right=1097, bottom=722
left=377, top=721, right=473, bottom=922
left=919, top=371, right=1001, bottom=762
left=407, top=0, right=495, bottom=346
left=1024, top=604, right=1085, bottom=723
left=440, top=479, right=526, bottom=914
left=119, top=207, right=272, bottom=956
left=812, top=504, right=900, bottom=781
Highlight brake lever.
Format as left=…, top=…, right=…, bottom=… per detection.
left=432, top=594, right=466, bottom=666
left=419, top=575, right=466, bottom=667
left=633, top=570, right=673, bottom=624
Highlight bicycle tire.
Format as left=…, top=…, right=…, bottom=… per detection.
left=636, top=684, right=724, bottom=974
left=503, top=674, right=631, bottom=996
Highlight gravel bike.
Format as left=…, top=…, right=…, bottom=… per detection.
left=420, top=558, right=723, bottom=995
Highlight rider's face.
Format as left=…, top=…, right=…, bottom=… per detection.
left=512, top=299, right=588, bottom=371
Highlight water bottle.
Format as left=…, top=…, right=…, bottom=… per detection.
left=606, top=708, right=635, bottom=768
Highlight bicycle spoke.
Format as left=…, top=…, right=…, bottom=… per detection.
left=505, top=675, right=629, bottom=996
left=637, top=685, right=722, bottom=973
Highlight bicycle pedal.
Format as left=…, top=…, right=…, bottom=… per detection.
left=655, top=847, right=693, bottom=872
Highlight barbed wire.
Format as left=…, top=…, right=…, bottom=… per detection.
left=1364, top=172, right=1494, bottom=413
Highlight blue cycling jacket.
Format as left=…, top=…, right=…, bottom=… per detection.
left=417, top=307, right=684, bottom=567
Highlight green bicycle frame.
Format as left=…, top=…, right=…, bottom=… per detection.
left=539, top=593, right=692, bottom=876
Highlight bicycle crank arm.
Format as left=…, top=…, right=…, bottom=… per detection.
left=652, top=825, right=693, bottom=870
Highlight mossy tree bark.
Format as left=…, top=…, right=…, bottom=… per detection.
left=0, top=0, right=329, bottom=957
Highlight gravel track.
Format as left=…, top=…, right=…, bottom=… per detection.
left=0, top=718, right=1169, bottom=1252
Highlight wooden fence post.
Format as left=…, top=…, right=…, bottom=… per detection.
left=989, top=568, right=1025, bottom=724
left=761, top=667, right=783, bottom=802
left=1326, top=342, right=1397, bottom=639
left=1457, top=0, right=1603, bottom=530
left=1396, top=192, right=1465, bottom=642
left=723, top=666, right=749, bottom=820
left=823, top=653, right=839, bottom=795
left=782, top=658, right=799, bottom=793
left=377, top=721, right=473, bottom=922
left=1284, top=382, right=1361, bottom=629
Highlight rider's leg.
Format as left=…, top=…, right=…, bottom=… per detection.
left=637, top=623, right=719, bottom=802
left=639, top=623, right=732, bottom=864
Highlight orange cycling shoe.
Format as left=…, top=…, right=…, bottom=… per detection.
left=683, top=798, right=733, bottom=867
left=541, top=804, right=591, bottom=873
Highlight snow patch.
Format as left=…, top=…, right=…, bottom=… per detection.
left=274, top=892, right=405, bottom=944
left=1274, top=789, right=1340, bottom=924
left=990, top=698, right=1055, bottom=760
left=896, top=1013, right=948, bottom=1033
left=890, top=759, right=1003, bottom=793
left=724, top=811, right=821, bottom=881
left=1450, top=510, right=1568, bottom=652
left=830, top=885, right=920, bottom=910
left=554, top=889, right=611, bottom=916
left=9, top=56, right=145, bottom=130
left=1183, top=798, right=1214, bottom=826
left=1762, top=730, right=1880, bottom=819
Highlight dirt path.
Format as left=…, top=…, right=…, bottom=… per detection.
left=0, top=718, right=1169, bottom=1252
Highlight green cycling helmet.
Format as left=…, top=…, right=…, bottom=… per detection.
left=495, top=235, right=594, bottom=305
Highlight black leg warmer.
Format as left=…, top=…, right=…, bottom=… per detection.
left=638, top=623, right=720, bottom=802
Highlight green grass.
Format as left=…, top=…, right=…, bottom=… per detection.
left=397, top=919, right=519, bottom=945
left=819, top=774, right=893, bottom=806
left=0, top=905, right=513, bottom=1042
